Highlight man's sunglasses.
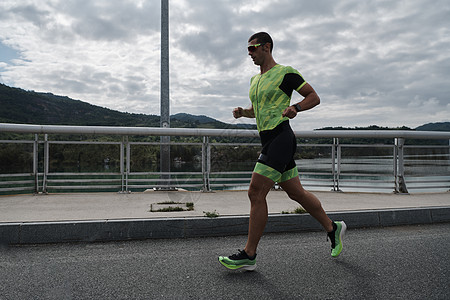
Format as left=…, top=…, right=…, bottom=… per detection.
left=247, top=43, right=267, bottom=52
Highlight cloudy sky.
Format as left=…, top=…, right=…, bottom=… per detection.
left=0, top=0, right=449, bottom=130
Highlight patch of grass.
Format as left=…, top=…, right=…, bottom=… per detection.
left=294, top=206, right=307, bottom=214
left=203, top=210, right=220, bottom=218
left=281, top=206, right=307, bottom=214
left=154, top=206, right=185, bottom=212
left=186, top=202, right=194, bottom=211
left=150, top=201, right=195, bottom=212
left=157, top=201, right=182, bottom=205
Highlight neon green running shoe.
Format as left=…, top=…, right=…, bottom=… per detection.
left=218, top=249, right=256, bottom=271
left=327, top=221, right=347, bottom=257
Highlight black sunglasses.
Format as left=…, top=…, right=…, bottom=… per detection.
left=247, top=43, right=267, bottom=52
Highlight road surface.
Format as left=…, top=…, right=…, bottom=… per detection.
left=1, top=223, right=449, bottom=299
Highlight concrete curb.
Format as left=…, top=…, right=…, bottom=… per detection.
left=1, top=206, right=449, bottom=245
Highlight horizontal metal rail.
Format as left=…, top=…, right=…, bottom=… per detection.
left=0, top=123, right=449, bottom=194
left=1, top=122, right=450, bottom=139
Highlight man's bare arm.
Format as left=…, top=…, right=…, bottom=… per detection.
left=282, top=83, right=320, bottom=119
left=233, top=105, right=255, bottom=118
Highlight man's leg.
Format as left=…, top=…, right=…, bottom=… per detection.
left=279, top=175, right=333, bottom=232
left=279, top=175, right=346, bottom=257
left=244, top=172, right=275, bottom=257
left=218, top=172, right=274, bottom=270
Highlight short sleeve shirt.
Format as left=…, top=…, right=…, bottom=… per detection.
left=249, top=64, right=307, bottom=132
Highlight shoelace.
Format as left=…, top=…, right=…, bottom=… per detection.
left=229, top=249, right=247, bottom=260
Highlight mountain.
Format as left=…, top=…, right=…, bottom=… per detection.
left=318, top=123, right=450, bottom=132
left=415, top=122, right=450, bottom=132
left=0, top=83, right=159, bottom=126
left=171, top=113, right=219, bottom=124
left=318, top=125, right=414, bottom=131
left=0, top=83, right=255, bottom=129
left=1, top=83, right=448, bottom=131
left=170, top=113, right=255, bottom=129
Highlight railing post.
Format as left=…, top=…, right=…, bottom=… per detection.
left=393, top=139, right=398, bottom=192
left=201, top=136, right=211, bottom=192
left=201, top=137, right=206, bottom=191
left=119, top=136, right=125, bottom=193
left=395, top=138, right=409, bottom=194
left=206, top=137, right=211, bottom=191
left=331, top=138, right=336, bottom=190
left=33, top=134, right=39, bottom=194
left=332, top=138, right=342, bottom=192
left=126, top=136, right=130, bottom=193
left=42, top=134, right=49, bottom=194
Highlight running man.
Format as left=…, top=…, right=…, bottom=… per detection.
left=218, top=32, right=346, bottom=271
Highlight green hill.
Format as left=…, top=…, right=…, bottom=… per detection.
left=1, top=83, right=448, bottom=132
left=0, top=83, right=255, bottom=130
left=0, top=83, right=159, bottom=126
left=415, top=122, right=450, bottom=132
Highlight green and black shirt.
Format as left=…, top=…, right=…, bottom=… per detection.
left=249, top=64, right=307, bottom=132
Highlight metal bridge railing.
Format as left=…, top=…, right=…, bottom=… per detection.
left=0, top=123, right=449, bottom=194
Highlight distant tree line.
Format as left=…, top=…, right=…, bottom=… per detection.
left=1, top=83, right=449, bottom=173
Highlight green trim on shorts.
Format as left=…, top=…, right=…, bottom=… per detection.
left=279, top=166, right=298, bottom=183
left=253, top=162, right=281, bottom=182
left=253, top=163, right=298, bottom=183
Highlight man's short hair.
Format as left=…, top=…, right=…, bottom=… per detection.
left=248, top=32, right=273, bottom=53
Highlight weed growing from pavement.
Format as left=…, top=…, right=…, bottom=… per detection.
left=157, top=201, right=181, bottom=205
left=281, top=206, right=307, bottom=214
left=150, top=201, right=195, bottom=212
left=203, top=210, right=220, bottom=218
left=153, top=206, right=185, bottom=212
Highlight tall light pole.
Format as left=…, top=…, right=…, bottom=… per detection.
left=160, top=0, right=170, bottom=184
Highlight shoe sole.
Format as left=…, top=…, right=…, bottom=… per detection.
left=332, top=221, right=347, bottom=258
left=218, top=257, right=256, bottom=271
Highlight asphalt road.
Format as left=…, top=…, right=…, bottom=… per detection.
left=1, top=223, right=449, bottom=300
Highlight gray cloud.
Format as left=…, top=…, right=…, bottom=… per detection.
left=0, top=0, right=449, bottom=130
left=66, top=0, right=160, bottom=41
